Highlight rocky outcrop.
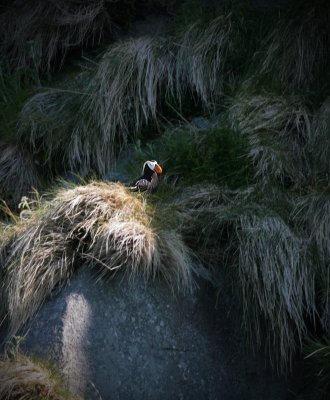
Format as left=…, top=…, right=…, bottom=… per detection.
left=0, top=268, right=291, bottom=400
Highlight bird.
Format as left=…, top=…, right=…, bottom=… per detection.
left=129, top=160, right=163, bottom=193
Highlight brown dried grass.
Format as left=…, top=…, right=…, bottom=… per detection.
left=18, top=15, right=232, bottom=176
left=0, top=352, right=78, bottom=400
left=1, top=181, right=194, bottom=337
left=0, top=0, right=111, bottom=73
left=228, top=92, right=311, bottom=184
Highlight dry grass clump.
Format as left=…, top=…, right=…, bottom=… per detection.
left=258, top=1, right=330, bottom=90
left=1, top=181, right=194, bottom=337
left=174, top=184, right=234, bottom=211
left=85, top=15, right=231, bottom=142
left=0, top=0, right=184, bottom=75
left=175, top=184, right=315, bottom=369
left=151, top=230, right=193, bottom=293
left=0, top=142, right=40, bottom=204
left=17, top=84, right=109, bottom=177
left=0, top=352, right=78, bottom=400
left=18, top=15, right=232, bottom=176
left=174, top=184, right=237, bottom=246
left=294, top=186, right=330, bottom=331
left=5, top=225, right=78, bottom=338
left=237, top=214, right=314, bottom=368
left=89, top=220, right=159, bottom=280
left=229, top=93, right=311, bottom=184
left=51, top=182, right=193, bottom=291
left=0, top=0, right=111, bottom=73
left=0, top=193, right=58, bottom=331
left=0, top=229, right=7, bottom=324
left=304, top=336, right=330, bottom=398
left=90, top=222, right=193, bottom=292
left=174, top=90, right=330, bottom=368
left=295, top=190, right=330, bottom=266
left=308, top=98, right=330, bottom=180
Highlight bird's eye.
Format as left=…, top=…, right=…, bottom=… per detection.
left=147, top=161, right=157, bottom=170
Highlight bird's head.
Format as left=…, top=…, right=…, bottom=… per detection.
left=143, top=160, right=163, bottom=174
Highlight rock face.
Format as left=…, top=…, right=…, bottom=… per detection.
left=3, top=268, right=289, bottom=400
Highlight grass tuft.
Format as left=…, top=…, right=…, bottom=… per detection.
left=294, top=185, right=330, bottom=331
left=174, top=183, right=315, bottom=369
left=0, top=0, right=111, bottom=74
left=126, top=123, right=253, bottom=189
left=237, top=214, right=314, bottom=368
left=229, top=92, right=311, bottom=185
left=1, top=181, right=194, bottom=337
left=84, top=14, right=232, bottom=141
left=308, top=98, right=330, bottom=181
left=0, top=142, right=41, bottom=205
left=258, top=1, right=330, bottom=90
left=17, top=82, right=109, bottom=177
left=304, top=336, right=330, bottom=399
left=0, top=348, right=78, bottom=400
left=17, top=14, right=233, bottom=178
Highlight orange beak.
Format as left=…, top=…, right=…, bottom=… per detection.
left=155, top=164, right=162, bottom=174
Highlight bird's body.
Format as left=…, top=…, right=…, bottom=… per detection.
left=130, top=160, right=162, bottom=193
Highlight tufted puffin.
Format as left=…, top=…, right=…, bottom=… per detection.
left=129, top=160, right=163, bottom=193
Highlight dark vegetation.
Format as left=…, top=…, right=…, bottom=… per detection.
left=0, top=0, right=330, bottom=398
left=128, top=125, right=253, bottom=188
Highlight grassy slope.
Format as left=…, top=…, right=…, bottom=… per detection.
left=0, top=0, right=330, bottom=397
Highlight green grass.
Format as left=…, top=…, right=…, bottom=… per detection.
left=127, top=124, right=254, bottom=189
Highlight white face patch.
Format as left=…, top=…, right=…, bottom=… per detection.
left=144, top=160, right=158, bottom=172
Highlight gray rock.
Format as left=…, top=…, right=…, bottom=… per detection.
left=190, top=117, right=211, bottom=131
left=4, top=268, right=289, bottom=400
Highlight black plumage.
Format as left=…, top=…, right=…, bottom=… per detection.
left=130, top=160, right=162, bottom=193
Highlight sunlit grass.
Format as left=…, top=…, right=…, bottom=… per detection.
left=1, top=181, right=194, bottom=338
left=0, top=343, right=79, bottom=400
